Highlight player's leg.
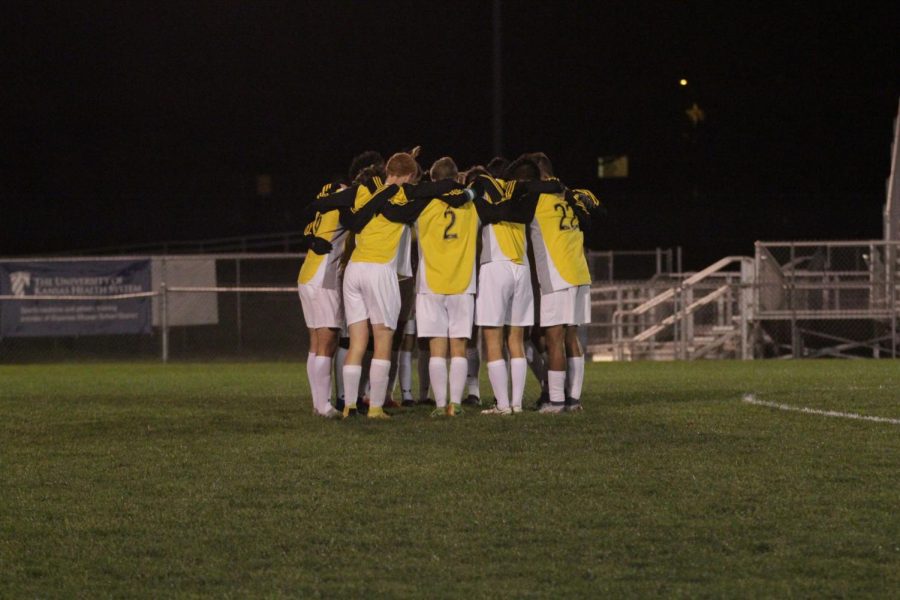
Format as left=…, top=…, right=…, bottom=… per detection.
left=367, top=322, right=395, bottom=418
left=463, top=325, right=481, bottom=406
left=447, top=294, right=475, bottom=415
left=564, top=285, right=590, bottom=411
left=340, top=263, right=369, bottom=416
left=476, top=262, right=512, bottom=415
left=399, top=320, right=416, bottom=406
left=313, top=326, right=341, bottom=417
left=506, top=325, right=527, bottom=413
left=343, top=320, right=369, bottom=416
left=428, top=336, right=449, bottom=412
left=508, top=262, right=534, bottom=413
left=299, top=284, right=321, bottom=414
left=306, top=327, right=319, bottom=413
left=417, top=336, right=432, bottom=405
left=541, top=324, right=567, bottom=413
left=481, top=326, right=510, bottom=414
left=360, top=265, right=401, bottom=419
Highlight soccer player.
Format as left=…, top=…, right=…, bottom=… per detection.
left=298, top=182, right=348, bottom=419
left=480, top=156, right=600, bottom=413
left=366, top=157, right=479, bottom=416
left=297, top=153, right=386, bottom=417
left=466, top=168, right=561, bottom=414
left=339, top=152, right=420, bottom=419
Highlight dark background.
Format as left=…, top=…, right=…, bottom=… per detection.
left=3, top=1, right=899, bottom=267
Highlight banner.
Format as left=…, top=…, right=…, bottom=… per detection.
left=0, top=260, right=152, bottom=337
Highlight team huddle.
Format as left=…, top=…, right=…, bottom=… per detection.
left=297, top=149, right=602, bottom=419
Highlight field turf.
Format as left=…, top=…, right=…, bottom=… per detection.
left=1, top=360, right=899, bottom=598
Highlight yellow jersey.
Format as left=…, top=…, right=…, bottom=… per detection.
left=414, top=198, right=479, bottom=294
left=529, top=192, right=591, bottom=292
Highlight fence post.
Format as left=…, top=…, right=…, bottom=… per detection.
left=161, top=281, right=169, bottom=363
left=236, top=257, right=243, bottom=352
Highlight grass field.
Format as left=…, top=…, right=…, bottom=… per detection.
left=2, top=360, right=899, bottom=598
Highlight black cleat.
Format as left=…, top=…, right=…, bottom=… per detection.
left=401, top=399, right=417, bottom=407
left=462, top=394, right=481, bottom=407
left=564, top=396, right=583, bottom=412
left=532, top=390, right=550, bottom=411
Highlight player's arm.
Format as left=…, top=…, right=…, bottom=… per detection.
left=473, top=193, right=537, bottom=225
left=379, top=197, right=431, bottom=224
left=565, top=188, right=604, bottom=230
left=470, top=174, right=505, bottom=204
left=301, top=184, right=359, bottom=225
left=506, top=178, right=565, bottom=200
left=345, top=184, right=401, bottom=233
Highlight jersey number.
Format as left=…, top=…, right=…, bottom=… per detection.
left=443, top=207, right=458, bottom=240
left=554, top=203, right=578, bottom=231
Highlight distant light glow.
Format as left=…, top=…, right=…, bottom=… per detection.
left=679, top=78, right=688, bottom=87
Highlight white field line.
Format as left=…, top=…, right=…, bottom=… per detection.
left=741, top=394, right=900, bottom=425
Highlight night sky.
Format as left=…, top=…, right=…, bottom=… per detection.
left=4, top=1, right=899, bottom=267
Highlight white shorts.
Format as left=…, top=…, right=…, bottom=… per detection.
left=298, top=284, right=343, bottom=330
left=343, top=262, right=401, bottom=330
left=539, top=285, right=591, bottom=327
left=416, top=293, right=475, bottom=339
left=475, top=261, right=535, bottom=327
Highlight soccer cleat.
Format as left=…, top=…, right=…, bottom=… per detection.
left=342, top=405, right=359, bottom=418
left=401, top=399, right=417, bottom=407
left=335, top=397, right=345, bottom=412
left=367, top=406, right=391, bottom=420
left=462, top=394, right=481, bottom=406
left=537, top=401, right=565, bottom=414
left=357, top=396, right=369, bottom=416
left=318, top=406, right=342, bottom=419
left=418, top=397, right=436, bottom=406
left=481, top=406, right=512, bottom=416
left=384, top=398, right=402, bottom=409
left=532, top=390, right=550, bottom=411
left=430, top=407, right=447, bottom=418
left=565, top=397, right=583, bottom=412
left=446, top=403, right=464, bottom=417
left=511, top=405, right=524, bottom=414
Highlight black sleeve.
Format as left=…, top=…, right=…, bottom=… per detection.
left=380, top=198, right=432, bottom=224
left=440, top=187, right=476, bottom=208
left=403, top=179, right=460, bottom=199
left=508, top=179, right=564, bottom=200
left=565, top=189, right=604, bottom=231
left=474, top=194, right=537, bottom=225
left=472, top=174, right=504, bottom=203
left=301, top=186, right=359, bottom=224
left=346, top=184, right=400, bottom=233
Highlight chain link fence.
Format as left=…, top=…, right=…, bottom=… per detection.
left=754, top=241, right=900, bottom=358
left=1, top=250, right=677, bottom=364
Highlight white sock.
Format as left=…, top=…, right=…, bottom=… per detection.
left=314, top=355, right=333, bottom=413
left=466, top=346, right=480, bottom=398
left=487, top=359, right=509, bottom=410
left=399, top=350, right=413, bottom=400
left=548, top=370, right=566, bottom=404
left=368, top=359, right=391, bottom=409
left=306, top=352, right=317, bottom=410
left=510, top=357, right=527, bottom=409
left=334, top=346, right=347, bottom=404
left=449, top=357, right=468, bottom=406
left=342, top=364, right=362, bottom=409
left=429, top=357, right=448, bottom=408
left=566, top=356, right=585, bottom=400
left=418, top=348, right=431, bottom=401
